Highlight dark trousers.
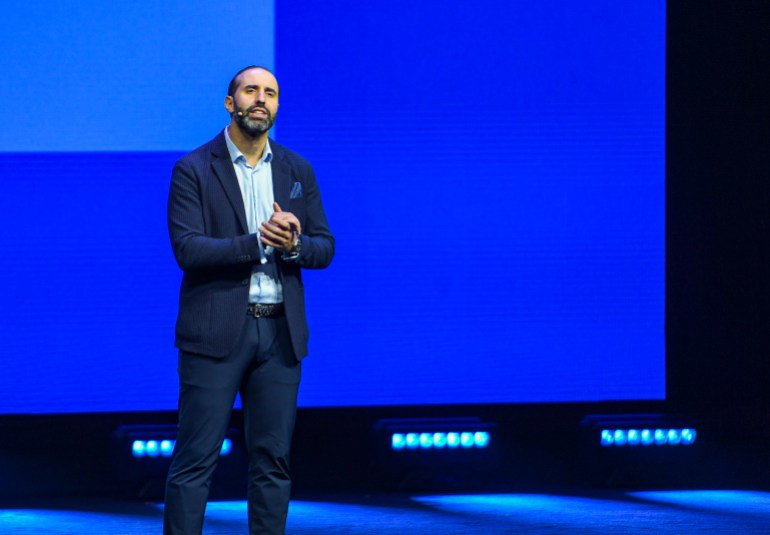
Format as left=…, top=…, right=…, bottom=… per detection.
left=164, top=313, right=301, bottom=535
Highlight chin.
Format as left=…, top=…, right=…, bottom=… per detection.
left=238, top=118, right=272, bottom=137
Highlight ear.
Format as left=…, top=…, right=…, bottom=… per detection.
left=224, top=95, right=235, bottom=114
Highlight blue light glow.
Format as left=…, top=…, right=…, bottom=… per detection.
left=600, top=427, right=697, bottom=447
left=389, top=429, right=491, bottom=450
left=132, top=440, right=146, bottom=457
left=160, top=440, right=175, bottom=456
left=681, top=428, right=697, bottom=445
left=474, top=432, right=490, bottom=448
left=145, top=440, right=160, bottom=457
left=667, top=429, right=681, bottom=445
left=132, top=436, right=232, bottom=457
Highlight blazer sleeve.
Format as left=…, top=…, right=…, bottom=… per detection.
left=168, top=156, right=262, bottom=271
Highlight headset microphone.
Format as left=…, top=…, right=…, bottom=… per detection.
left=236, top=108, right=267, bottom=117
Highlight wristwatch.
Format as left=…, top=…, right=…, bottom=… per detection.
left=283, top=233, right=302, bottom=260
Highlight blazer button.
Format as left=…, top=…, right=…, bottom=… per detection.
left=242, top=279, right=249, bottom=286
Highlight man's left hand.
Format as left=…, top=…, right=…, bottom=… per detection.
left=259, top=202, right=302, bottom=251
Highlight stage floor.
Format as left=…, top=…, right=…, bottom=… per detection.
left=2, top=489, right=770, bottom=534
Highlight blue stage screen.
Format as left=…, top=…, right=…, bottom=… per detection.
left=0, top=0, right=665, bottom=413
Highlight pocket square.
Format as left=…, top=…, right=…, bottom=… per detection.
left=290, top=181, right=303, bottom=199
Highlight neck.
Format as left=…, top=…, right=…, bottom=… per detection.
left=228, top=121, right=268, bottom=166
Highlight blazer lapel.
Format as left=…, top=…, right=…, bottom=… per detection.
left=271, top=144, right=292, bottom=212
left=210, top=134, right=249, bottom=233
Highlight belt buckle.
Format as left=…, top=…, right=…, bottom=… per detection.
left=249, top=303, right=280, bottom=318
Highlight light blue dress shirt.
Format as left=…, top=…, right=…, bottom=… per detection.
left=224, top=127, right=283, bottom=304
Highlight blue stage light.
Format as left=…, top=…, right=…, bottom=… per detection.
left=160, top=440, right=175, bottom=456
left=667, top=429, right=681, bottom=446
left=375, top=418, right=495, bottom=454
left=118, top=424, right=240, bottom=468
left=390, top=430, right=491, bottom=450
left=460, top=432, right=475, bottom=448
left=599, top=427, right=698, bottom=447
left=586, top=416, right=698, bottom=449
left=145, top=440, right=160, bottom=457
left=132, top=440, right=146, bottom=457
left=681, top=428, right=697, bottom=445
left=474, top=431, right=490, bottom=448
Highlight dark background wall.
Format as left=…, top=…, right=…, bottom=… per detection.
left=666, top=0, right=770, bottom=431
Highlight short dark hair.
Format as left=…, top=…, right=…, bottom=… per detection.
left=227, top=65, right=275, bottom=97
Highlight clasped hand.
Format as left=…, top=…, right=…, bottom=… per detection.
left=259, top=202, right=301, bottom=251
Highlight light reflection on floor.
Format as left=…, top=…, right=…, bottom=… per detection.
left=1, top=490, right=769, bottom=534
left=413, top=491, right=770, bottom=533
left=0, top=508, right=158, bottom=534
left=205, top=500, right=447, bottom=532
left=630, top=490, right=770, bottom=516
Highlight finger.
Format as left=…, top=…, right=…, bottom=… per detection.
left=259, top=222, right=292, bottom=237
left=270, top=204, right=301, bottom=235
left=260, top=222, right=293, bottom=241
left=261, top=235, right=281, bottom=248
left=281, top=213, right=301, bottom=235
left=260, top=231, right=291, bottom=251
left=260, top=231, right=285, bottom=247
left=266, top=216, right=292, bottom=231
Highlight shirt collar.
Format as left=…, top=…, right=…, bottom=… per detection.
left=224, top=126, right=273, bottom=165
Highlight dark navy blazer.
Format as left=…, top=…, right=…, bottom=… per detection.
left=167, top=132, right=334, bottom=359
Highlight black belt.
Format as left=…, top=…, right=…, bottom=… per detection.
left=247, top=303, right=285, bottom=318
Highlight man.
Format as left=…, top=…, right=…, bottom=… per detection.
left=164, top=65, right=334, bottom=534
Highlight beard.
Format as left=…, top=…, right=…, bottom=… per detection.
left=233, top=104, right=275, bottom=137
